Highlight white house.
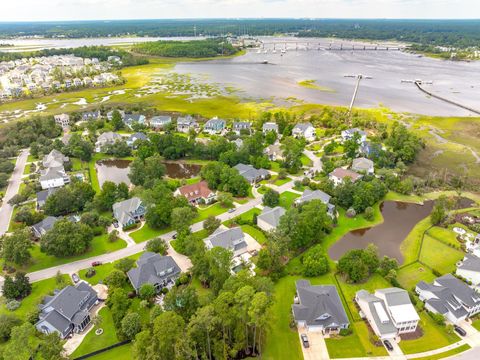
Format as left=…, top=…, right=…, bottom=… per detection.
left=374, top=288, right=420, bottom=334
left=54, top=113, right=70, bottom=129
left=262, top=122, right=278, bottom=135
left=292, top=122, right=315, bottom=141
left=341, top=128, right=367, bottom=143
left=329, top=168, right=362, bottom=186
left=95, top=131, right=122, bottom=152
left=456, top=254, right=480, bottom=286
left=39, top=167, right=69, bottom=189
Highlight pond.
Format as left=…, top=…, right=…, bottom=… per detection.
left=329, top=201, right=435, bottom=264
left=163, top=161, right=202, bottom=179
left=96, top=159, right=131, bottom=187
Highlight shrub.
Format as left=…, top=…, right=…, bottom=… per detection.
left=339, top=328, right=353, bottom=336
left=302, top=245, right=330, bottom=277
left=429, top=312, right=445, bottom=326
left=6, top=300, right=21, bottom=311
left=85, top=268, right=96, bottom=278
left=346, top=207, right=357, bottom=218
left=108, top=230, right=119, bottom=242
left=146, top=237, right=168, bottom=255
left=364, top=206, right=374, bottom=221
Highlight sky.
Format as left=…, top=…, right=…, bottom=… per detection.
left=1, top=0, right=479, bottom=21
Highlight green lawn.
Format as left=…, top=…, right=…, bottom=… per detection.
left=27, top=154, right=37, bottom=163
left=400, top=217, right=433, bottom=266
left=409, top=344, right=471, bottom=360
left=185, top=176, right=201, bottom=185
left=279, top=191, right=300, bottom=209
left=397, top=262, right=436, bottom=291
left=229, top=207, right=261, bottom=224
left=419, top=235, right=464, bottom=274
left=71, top=307, right=119, bottom=358
left=71, top=158, right=85, bottom=172
left=79, top=253, right=142, bottom=285
left=23, top=233, right=126, bottom=272
left=241, top=225, right=267, bottom=245
left=269, top=161, right=281, bottom=172
left=196, top=202, right=231, bottom=222
left=472, top=319, right=480, bottom=331
left=23, top=163, right=31, bottom=175
left=427, top=226, right=461, bottom=247
left=300, top=154, right=312, bottom=167
left=273, top=176, right=292, bottom=186
left=0, top=275, right=70, bottom=320
left=88, top=343, right=133, bottom=360
left=384, top=191, right=424, bottom=204
left=399, top=312, right=460, bottom=354
left=130, top=224, right=172, bottom=243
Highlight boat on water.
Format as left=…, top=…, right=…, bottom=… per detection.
left=281, top=49, right=286, bottom=54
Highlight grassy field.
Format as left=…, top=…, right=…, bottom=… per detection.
left=279, top=191, right=300, bottom=209
left=241, top=225, right=267, bottom=245
left=399, top=312, right=460, bottom=354
left=71, top=307, right=119, bottom=358
left=397, top=262, right=436, bottom=291
left=427, top=226, right=461, bottom=247
left=400, top=217, right=433, bottom=266
left=79, top=253, right=142, bottom=285
left=130, top=223, right=171, bottom=243
left=419, top=235, right=464, bottom=274
left=409, top=344, right=471, bottom=360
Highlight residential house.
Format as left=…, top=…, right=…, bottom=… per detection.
left=416, top=274, right=480, bottom=324
left=204, top=227, right=248, bottom=257
left=95, top=131, right=122, bottom=152
left=352, top=157, right=374, bottom=175
left=126, top=132, right=148, bottom=148
left=341, top=128, right=367, bottom=143
left=39, top=166, right=70, bottom=189
left=149, top=115, right=172, bottom=129
left=232, top=138, right=244, bottom=149
left=174, top=180, right=217, bottom=205
left=81, top=111, right=101, bottom=121
left=204, top=117, right=226, bottom=134
left=456, top=254, right=480, bottom=286
left=54, top=113, right=70, bottom=129
left=262, top=122, right=279, bottom=135
left=329, top=168, right=362, bottom=186
left=374, top=288, right=420, bottom=334
left=36, top=281, right=98, bottom=339
left=123, top=113, right=146, bottom=128
left=36, top=188, right=58, bottom=209
left=233, top=163, right=269, bottom=184
left=107, top=110, right=125, bottom=121
left=294, top=189, right=335, bottom=217
left=355, top=290, right=398, bottom=340
left=293, top=280, right=350, bottom=334
left=31, top=216, right=59, bottom=238
left=292, top=122, right=315, bottom=141
left=257, top=206, right=286, bottom=232
left=43, top=149, right=69, bottom=169
left=232, top=121, right=251, bottom=135
left=177, top=116, right=198, bottom=133
left=127, top=252, right=181, bottom=293
left=264, top=143, right=284, bottom=161
left=112, top=197, right=146, bottom=228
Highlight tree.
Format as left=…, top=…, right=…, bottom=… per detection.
left=262, top=189, right=280, bottom=207
left=203, top=216, right=221, bottom=234
left=108, top=229, right=119, bottom=242
left=2, top=273, right=31, bottom=300
left=106, top=288, right=131, bottom=336
left=110, top=110, right=124, bottom=130
left=121, top=312, right=142, bottom=340
left=0, top=314, right=21, bottom=341
left=63, top=133, right=94, bottom=161
left=40, top=220, right=93, bottom=257
left=379, top=256, right=399, bottom=276
left=264, top=130, right=277, bottom=145
left=128, top=155, right=166, bottom=187
left=343, top=131, right=361, bottom=159
left=171, top=206, right=197, bottom=233
left=139, top=283, right=156, bottom=300
left=302, top=245, right=330, bottom=277
left=152, top=311, right=185, bottom=360
left=95, top=181, right=122, bottom=212
left=248, top=291, right=270, bottom=355
left=145, top=237, right=168, bottom=255
left=337, top=245, right=380, bottom=283
left=256, top=230, right=289, bottom=278
left=431, top=203, right=446, bottom=225
left=105, top=269, right=127, bottom=289
left=217, top=192, right=234, bottom=208
left=164, top=286, right=200, bottom=321
left=1, top=323, right=38, bottom=360
left=37, top=332, right=66, bottom=360
left=114, top=257, right=135, bottom=273
left=280, top=136, right=305, bottom=173
left=0, top=228, right=32, bottom=266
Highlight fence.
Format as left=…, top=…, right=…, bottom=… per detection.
left=72, top=340, right=131, bottom=360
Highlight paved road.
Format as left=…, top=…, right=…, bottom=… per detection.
left=0, top=149, right=29, bottom=235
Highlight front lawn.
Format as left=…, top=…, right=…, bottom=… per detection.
left=399, top=312, right=460, bottom=354
left=196, top=202, right=231, bottom=222
left=279, top=191, right=300, bottom=209
left=472, top=318, right=480, bottom=331
left=79, top=253, right=142, bottom=285
left=130, top=224, right=172, bottom=243
left=71, top=307, right=119, bottom=358
left=300, top=154, right=312, bottom=167
left=0, top=274, right=70, bottom=320
left=24, top=233, right=126, bottom=272
left=419, top=235, right=464, bottom=274
left=241, top=225, right=266, bottom=245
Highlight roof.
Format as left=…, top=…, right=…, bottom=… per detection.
left=296, top=189, right=331, bottom=205
left=293, top=280, right=349, bottom=328
left=205, top=118, right=226, bottom=128
left=129, top=132, right=148, bottom=142
left=233, top=121, right=251, bottom=129
left=40, top=167, right=66, bottom=182
left=233, top=163, right=269, bottom=182
left=376, top=288, right=420, bottom=323
left=36, top=188, right=58, bottom=204
left=124, top=114, right=144, bottom=122
left=352, top=157, right=374, bottom=171
left=127, top=252, right=181, bottom=291
left=356, top=290, right=397, bottom=336
left=177, top=180, right=215, bottom=201
left=293, top=122, right=314, bottom=133
left=206, top=227, right=247, bottom=251
left=97, top=131, right=122, bottom=143
left=32, top=216, right=59, bottom=235
left=43, top=149, right=68, bottom=168
left=342, top=128, right=366, bottom=137
left=457, top=254, right=480, bottom=273
left=113, top=197, right=143, bottom=226
left=330, top=168, right=362, bottom=182
left=258, top=206, right=286, bottom=228
left=265, top=144, right=283, bottom=156
left=263, top=122, right=278, bottom=131
left=177, top=116, right=196, bottom=126
left=150, top=115, right=172, bottom=124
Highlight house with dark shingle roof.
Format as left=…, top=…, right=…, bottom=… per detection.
left=123, top=113, right=146, bottom=128
left=456, top=254, right=480, bottom=285
left=36, top=281, right=98, bottom=339
left=112, top=197, right=146, bottom=228
left=232, top=121, right=251, bottom=135
left=233, top=163, right=270, bottom=184
left=126, top=132, right=148, bottom=148
left=416, top=274, right=480, bottom=324
left=127, top=252, right=181, bottom=293
left=36, top=188, right=58, bottom=209
left=293, top=280, right=349, bottom=334
left=294, top=189, right=335, bottom=217
left=149, top=115, right=172, bottom=129
left=204, top=226, right=248, bottom=257
left=257, top=206, right=286, bottom=232
left=31, top=216, right=60, bottom=238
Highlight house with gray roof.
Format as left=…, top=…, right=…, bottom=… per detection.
left=262, top=122, right=279, bottom=135
left=123, top=113, right=146, bottom=128
left=416, top=274, right=480, bottom=324
left=232, top=138, right=244, bottom=149
left=295, top=189, right=336, bottom=217
left=264, top=143, right=284, bottom=161
left=233, top=163, right=270, bottom=184
left=112, top=197, right=146, bottom=228
left=126, top=132, right=148, bottom=148
left=82, top=111, right=101, bottom=121
left=95, top=131, right=122, bottom=152
left=456, top=254, right=480, bottom=286
left=177, top=116, right=198, bottom=133
left=292, top=122, right=315, bottom=141
left=36, top=188, right=58, bottom=209
left=39, top=166, right=70, bottom=190
left=257, top=206, right=286, bottom=232
left=150, top=115, right=172, bottom=129
left=373, top=288, right=419, bottom=334
left=352, top=157, right=374, bottom=175
left=31, top=216, right=59, bottom=238
left=293, top=280, right=349, bottom=334
left=204, top=226, right=248, bottom=257
left=36, top=281, right=98, bottom=339
left=204, top=117, right=226, bottom=134
left=43, top=149, right=69, bottom=169
left=355, top=290, right=398, bottom=340
left=232, top=121, right=251, bottom=135
left=127, top=252, right=181, bottom=293
left=341, top=128, right=367, bottom=143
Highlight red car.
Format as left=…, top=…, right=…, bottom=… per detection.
left=91, top=261, right=103, bottom=267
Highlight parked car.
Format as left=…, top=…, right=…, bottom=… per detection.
left=228, top=208, right=236, bottom=213
left=383, top=340, right=394, bottom=351
left=172, top=232, right=177, bottom=239
left=454, top=325, right=467, bottom=337
left=300, top=334, right=309, bottom=348
left=113, top=221, right=119, bottom=229
left=255, top=183, right=260, bottom=188
left=71, top=273, right=79, bottom=283
left=91, top=261, right=102, bottom=267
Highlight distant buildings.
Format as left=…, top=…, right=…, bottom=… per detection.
left=295, top=189, right=335, bottom=217
left=204, top=117, right=226, bottom=134
left=150, top=115, right=172, bottom=129
left=112, top=197, right=146, bottom=228
left=177, top=116, right=198, bottom=133
left=264, top=143, right=284, bottom=161
left=352, top=157, right=374, bottom=175
left=54, top=113, right=70, bottom=129
left=123, top=114, right=146, bottom=128
left=233, top=163, right=269, bottom=184
left=95, top=131, right=122, bottom=152
left=232, top=121, right=251, bottom=135
left=341, top=128, right=367, bottom=143
left=204, top=227, right=248, bottom=257
left=127, top=132, right=148, bottom=148
left=262, top=122, right=279, bottom=135
left=81, top=111, right=101, bottom=121
left=293, top=280, right=350, bottom=334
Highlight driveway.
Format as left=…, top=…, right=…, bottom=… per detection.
left=0, top=149, right=29, bottom=235
left=297, top=328, right=329, bottom=360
